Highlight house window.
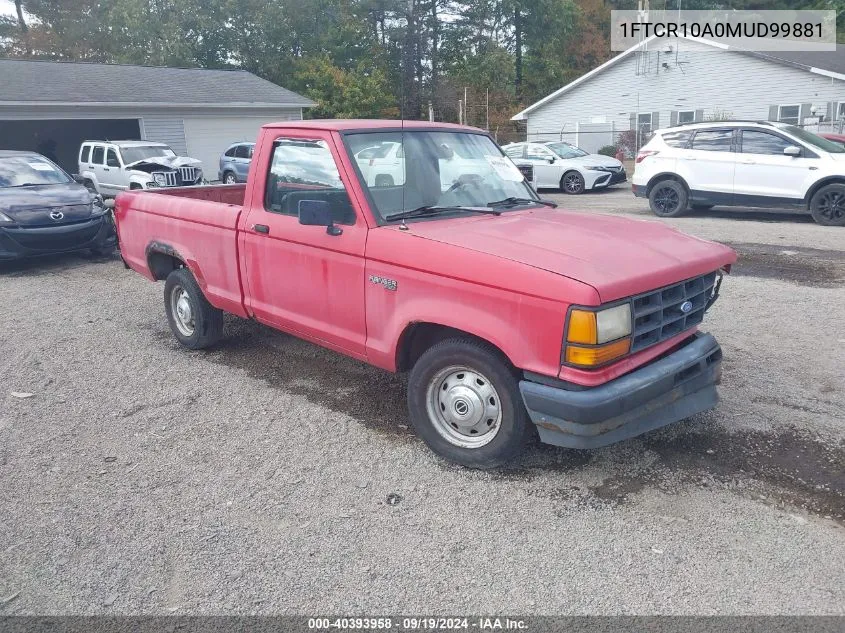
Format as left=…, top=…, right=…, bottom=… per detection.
left=837, top=103, right=845, bottom=120
left=778, top=105, right=801, bottom=125
left=678, top=110, right=696, bottom=124
left=637, top=113, right=652, bottom=135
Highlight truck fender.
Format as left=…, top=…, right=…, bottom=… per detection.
left=144, top=241, right=205, bottom=289
left=128, top=174, right=151, bottom=189
left=79, top=170, right=100, bottom=193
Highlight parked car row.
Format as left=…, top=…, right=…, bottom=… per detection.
left=633, top=120, right=845, bottom=226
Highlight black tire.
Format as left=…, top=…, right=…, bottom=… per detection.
left=809, top=183, right=845, bottom=226
left=407, top=337, right=532, bottom=469
left=690, top=203, right=714, bottom=211
left=163, top=268, right=224, bottom=349
left=374, top=174, right=394, bottom=187
left=561, top=170, right=585, bottom=194
left=223, top=171, right=237, bottom=185
left=649, top=179, right=688, bottom=217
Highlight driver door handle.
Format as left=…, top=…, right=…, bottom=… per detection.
left=252, top=224, right=270, bottom=234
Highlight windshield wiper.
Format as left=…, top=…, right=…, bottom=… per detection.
left=487, top=197, right=558, bottom=209
left=384, top=205, right=501, bottom=222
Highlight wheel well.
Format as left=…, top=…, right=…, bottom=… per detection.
left=129, top=183, right=143, bottom=190
left=646, top=173, right=690, bottom=196
left=395, top=322, right=511, bottom=372
left=146, top=245, right=185, bottom=281
left=805, top=177, right=845, bottom=205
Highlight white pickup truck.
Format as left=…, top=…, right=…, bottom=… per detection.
left=77, top=140, right=203, bottom=197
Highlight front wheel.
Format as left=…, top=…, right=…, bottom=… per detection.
left=649, top=179, right=688, bottom=217
left=809, top=183, right=845, bottom=226
left=163, top=268, right=224, bottom=349
left=407, top=338, right=531, bottom=468
left=223, top=172, right=237, bottom=185
left=561, top=171, right=585, bottom=194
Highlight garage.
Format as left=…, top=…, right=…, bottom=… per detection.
left=0, top=118, right=141, bottom=174
left=0, top=59, right=315, bottom=178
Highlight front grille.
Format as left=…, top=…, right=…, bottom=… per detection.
left=6, top=222, right=100, bottom=250
left=154, top=171, right=178, bottom=187
left=516, top=164, right=534, bottom=181
left=630, top=271, right=718, bottom=352
left=179, top=166, right=200, bottom=184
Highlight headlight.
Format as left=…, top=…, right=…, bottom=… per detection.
left=564, top=303, right=633, bottom=367
left=90, top=195, right=106, bottom=216
left=585, top=166, right=610, bottom=172
left=153, top=172, right=167, bottom=185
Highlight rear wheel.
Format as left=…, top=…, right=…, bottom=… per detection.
left=561, top=171, right=585, bottom=194
left=407, top=338, right=531, bottom=468
left=163, top=268, right=224, bottom=349
left=809, top=183, right=845, bottom=226
left=649, top=179, right=688, bottom=217
left=223, top=171, right=237, bottom=185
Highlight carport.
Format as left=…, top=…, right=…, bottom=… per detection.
left=0, top=59, right=315, bottom=177
left=0, top=119, right=141, bottom=173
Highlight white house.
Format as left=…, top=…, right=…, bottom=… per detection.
left=0, top=59, right=315, bottom=174
left=512, top=39, right=845, bottom=153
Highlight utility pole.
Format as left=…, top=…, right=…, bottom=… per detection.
left=464, top=87, right=468, bottom=126
left=458, top=100, right=463, bottom=125
left=485, top=88, right=489, bottom=131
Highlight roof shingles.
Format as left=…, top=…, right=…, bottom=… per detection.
left=0, top=59, right=315, bottom=107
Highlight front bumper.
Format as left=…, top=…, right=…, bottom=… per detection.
left=632, top=183, right=647, bottom=198
left=589, top=169, right=627, bottom=189
left=520, top=333, right=722, bottom=449
left=0, top=215, right=116, bottom=260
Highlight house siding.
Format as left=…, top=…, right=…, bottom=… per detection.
left=525, top=40, right=845, bottom=152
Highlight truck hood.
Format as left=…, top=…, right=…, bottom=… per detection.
left=124, top=155, right=202, bottom=172
left=406, top=209, right=737, bottom=302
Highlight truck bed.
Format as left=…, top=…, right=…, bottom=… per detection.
left=114, top=184, right=249, bottom=317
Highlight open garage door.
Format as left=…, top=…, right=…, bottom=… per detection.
left=0, top=119, right=141, bottom=174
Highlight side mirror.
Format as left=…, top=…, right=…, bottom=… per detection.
left=72, top=174, right=85, bottom=184
left=298, top=199, right=342, bottom=236
left=547, top=157, right=556, bottom=164
left=784, top=145, right=802, bottom=157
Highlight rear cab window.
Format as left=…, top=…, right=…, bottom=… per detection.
left=264, top=138, right=356, bottom=225
left=690, top=129, right=734, bottom=152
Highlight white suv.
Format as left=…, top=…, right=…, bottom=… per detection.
left=632, top=121, right=845, bottom=226
left=78, top=140, right=203, bottom=197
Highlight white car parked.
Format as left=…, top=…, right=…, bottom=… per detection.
left=77, top=140, right=203, bottom=197
left=632, top=120, right=845, bottom=226
left=500, top=141, right=626, bottom=194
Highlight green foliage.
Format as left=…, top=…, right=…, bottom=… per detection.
left=597, top=145, right=618, bottom=157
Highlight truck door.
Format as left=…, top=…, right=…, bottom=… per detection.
left=240, top=133, right=368, bottom=358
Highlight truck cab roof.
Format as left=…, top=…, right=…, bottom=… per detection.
left=260, top=119, right=486, bottom=133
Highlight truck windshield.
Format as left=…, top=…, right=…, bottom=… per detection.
left=345, top=131, right=539, bottom=222
left=121, top=145, right=177, bottom=164
left=0, top=155, right=71, bottom=187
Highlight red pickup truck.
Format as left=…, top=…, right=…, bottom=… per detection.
left=115, top=120, right=736, bottom=468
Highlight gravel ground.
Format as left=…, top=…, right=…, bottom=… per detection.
left=1, top=188, right=844, bottom=615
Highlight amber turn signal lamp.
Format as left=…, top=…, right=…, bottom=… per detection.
left=567, top=309, right=598, bottom=344
left=565, top=338, right=631, bottom=367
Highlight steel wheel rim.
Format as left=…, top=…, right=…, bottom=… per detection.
left=170, top=285, right=195, bottom=336
left=425, top=365, right=502, bottom=449
left=654, top=186, right=679, bottom=213
left=564, top=174, right=583, bottom=193
left=818, top=191, right=845, bottom=220
left=225, top=174, right=236, bottom=184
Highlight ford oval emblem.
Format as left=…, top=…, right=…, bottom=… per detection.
left=680, top=300, right=693, bottom=314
